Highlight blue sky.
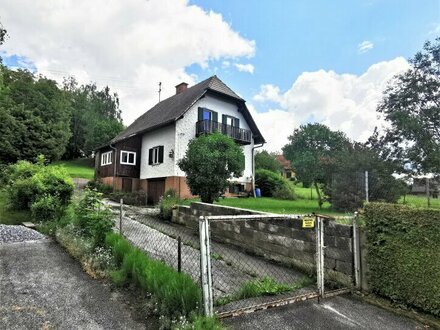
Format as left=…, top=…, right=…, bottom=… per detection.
left=1, top=0, right=438, bottom=151
left=188, top=0, right=439, bottom=105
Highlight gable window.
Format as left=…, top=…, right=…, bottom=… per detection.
left=148, top=146, right=164, bottom=165
left=222, top=114, right=239, bottom=127
left=198, top=107, right=218, bottom=122
left=101, top=151, right=112, bottom=166
left=120, top=150, right=136, bottom=165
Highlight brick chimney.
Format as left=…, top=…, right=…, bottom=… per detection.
left=175, top=82, right=188, bottom=95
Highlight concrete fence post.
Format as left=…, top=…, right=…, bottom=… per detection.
left=353, top=212, right=361, bottom=290
left=199, top=216, right=213, bottom=316
left=316, top=215, right=325, bottom=299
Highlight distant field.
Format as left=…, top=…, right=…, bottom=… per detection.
left=0, top=190, right=30, bottom=225
left=398, top=194, right=440, bottom=209
left=50, top=158, right=95, bottom=180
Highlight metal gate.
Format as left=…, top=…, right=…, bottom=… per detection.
left=199, top=214, right=354, bottom=318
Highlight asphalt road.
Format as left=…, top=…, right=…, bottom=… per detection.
left=222, top=293, right=426, bottom=330
left=0, top=238, right=153, bottom=330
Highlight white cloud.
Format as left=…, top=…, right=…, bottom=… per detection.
left=358, top=40, right=374, bottom=54
left=251, top=57, right=410, bottom=152
left=234, top=63, right=254, bottom=74
left=0, top=0, right=255, bottom=125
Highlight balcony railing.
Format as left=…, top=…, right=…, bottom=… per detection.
left=196, top=120, right=252, bottom=144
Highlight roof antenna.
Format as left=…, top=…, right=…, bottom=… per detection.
left=158, top=82, right=162, bottom=102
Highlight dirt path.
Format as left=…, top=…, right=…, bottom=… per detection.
left=0, top=238, right=157, bottom=330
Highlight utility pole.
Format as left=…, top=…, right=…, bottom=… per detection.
left=427, top=177, right=431, bottom=207
left=158, top=82, right=162, bottom=102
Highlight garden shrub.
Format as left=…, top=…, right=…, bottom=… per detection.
left=31, top=195, right=63, bottom=222
left=74, top=188, right=113, bottom=247
left=105, top=233, right=202, bottom=319
left=86, top=180, right=113, bottom=195
left=255, top=169, right=296, bottom=199
left=364, top=203, right=440, bottom=316
left=159, top=188, right=180, bottom=220
left=109, top=191, right=147, bottom=206
left=5, top=160, right=74, bottom=211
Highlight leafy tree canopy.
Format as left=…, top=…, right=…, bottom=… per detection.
left=178, top=132, right=245, bottom=203
left=62, top=77, right=124, bottom=158
left=0, top=67, right=71, bottom=163
left=377, top=38, right=440, bottom=175
left=255, top=150, right=282, bottom=173
left=282, top=123, right=351, bottom=208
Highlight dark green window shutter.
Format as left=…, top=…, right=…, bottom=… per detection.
left=234, top=118, right=240, bottom=127
left=222, top=114, right=227, bottom=125
left=198, top=107, right=204, bottom=121
left=148, top=148, right=153, bottom=165
left=212, top=111, right=218, bottom=123
left=159, top=146, right=164, bottom=163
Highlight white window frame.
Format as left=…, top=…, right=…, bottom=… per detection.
left=152, top=146, right=160, bottom=165
left=101, top=151, right=112, bottom=166
left=120, top=150, right=136, bottom=165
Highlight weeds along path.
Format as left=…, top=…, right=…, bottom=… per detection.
left=109, top=203, right=313, bottom=300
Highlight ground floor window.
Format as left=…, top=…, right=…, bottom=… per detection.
left=101, top=151, right=112, bottom=166
left=120, top=150, right=136, bottom=165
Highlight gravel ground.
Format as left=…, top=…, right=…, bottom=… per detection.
left=0, top=225, right=46, bottom=244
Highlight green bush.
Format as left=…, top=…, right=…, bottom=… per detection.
left=31, top=195, right=63, bottom=222
left=109, top=191, right=147, bottom=206
left=364, top=203, right=440, bottom=316
left=75, top=188, right=113, bottom=247
left=5, top=161, right=74, bottom=211
left=255, top=169, right=296, bottom=199
left=160, top=189, right=180, bottom=220
left=86, top=180, right=113, bottom=195
left=105, top=233, right=202, bottom=318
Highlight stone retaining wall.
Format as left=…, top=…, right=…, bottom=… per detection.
left=172, top=202, right=354, bottom=286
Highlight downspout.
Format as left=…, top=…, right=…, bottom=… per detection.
left=109, top=144, right=117, bottom=192
left=251, top=142, right=265, bottom=197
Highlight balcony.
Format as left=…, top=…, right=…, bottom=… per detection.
left=196, top=120, right=252, bottom=145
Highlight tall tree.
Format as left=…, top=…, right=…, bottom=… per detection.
left=62, top=77, right=123, bottom=158
left=0, top=67, right=71, bottom=163
left=377, top=38, right=440, bottom=175
left=282, top=123, right=350, bottom=208
left=178, top=132, right=245, bottom=203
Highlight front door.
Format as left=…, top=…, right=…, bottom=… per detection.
left=147, top=179, right=165, bottom=205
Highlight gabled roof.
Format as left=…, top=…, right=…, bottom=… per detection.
left=110, top=75, right=265, bottom=144
left=275, top=155, right=292, bottom=170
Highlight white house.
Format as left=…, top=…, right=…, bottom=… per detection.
left=95, top=75, right=265, bottom=204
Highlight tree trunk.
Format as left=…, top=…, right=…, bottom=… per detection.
left=314, top=182, right=323, bottom=209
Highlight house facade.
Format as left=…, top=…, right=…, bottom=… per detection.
left=275, top=154, right=294, bottom=179
left=95, top=76, right=265, bottom=204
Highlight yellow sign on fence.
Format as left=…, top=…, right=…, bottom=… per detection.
left=302, top=217, right=315, bottom=228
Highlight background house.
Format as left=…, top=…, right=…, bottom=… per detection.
left=275, top=154, right=294, bottom=180
left=95, top=76, right=265, bottom=204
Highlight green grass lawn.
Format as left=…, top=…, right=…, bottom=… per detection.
left=0, top=190, right=31, bottom=225
left=50, top=158, right=95, bottom=180
left=398, top=194, right=440, bottom=209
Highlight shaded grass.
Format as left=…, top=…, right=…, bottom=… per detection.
left=216, top=276, right=313, bottom=306
left=50, top=158, right=94, bottom=180
left=0, top=190, right=30, bottom=225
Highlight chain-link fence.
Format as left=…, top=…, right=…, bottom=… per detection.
left=106, top=199, right=358, bottom=317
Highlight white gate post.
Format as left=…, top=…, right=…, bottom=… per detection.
left=199, top=216, right=213, bottom=316
left=316, top=215, right=325, bottom=298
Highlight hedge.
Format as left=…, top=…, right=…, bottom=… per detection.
left=364, top=203, right=440, bottom=316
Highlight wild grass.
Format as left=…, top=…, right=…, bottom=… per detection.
left=105, top=233, right=202, bottom=319
left=50, top=158, right=95, bottom=180
left=216, top=276, right=313, bottom=306
left=0, top=190, right=31, bottom=225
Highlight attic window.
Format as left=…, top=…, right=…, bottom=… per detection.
left=101, top=151, right=112, bottom=166
left=120, top=150, right=136, bottom=165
